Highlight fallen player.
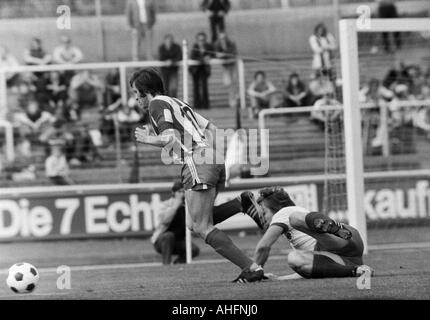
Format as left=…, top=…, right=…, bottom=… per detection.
left=234, top=187, right=374, bottom=282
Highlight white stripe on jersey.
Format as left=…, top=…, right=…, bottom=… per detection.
left=152, top=96, right=209, bottom=147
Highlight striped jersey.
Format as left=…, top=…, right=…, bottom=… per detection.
left=148, top=95, right=211, bottom=162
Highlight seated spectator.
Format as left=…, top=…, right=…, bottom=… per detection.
left=0, top=45, right=20, bottom=88
left=23, top=37, right=52, bottom=66
left=284, top=72, right=309, bottom=107
left=53, top=35, right=83, bottom=65
left=308, top=70, right=335, bottom=105
left=45, top=140, right=74, bottom=185
left=46, top=71, right=68, bottom=113
left=214, top=32, right=238, bottom=108
left=69, top=70, right=104, bottom=118
left=104, top=69, right=121, bottom=107
left=311, top=91, right=342, bottom=130
left=159, top=34, right=182, bottom=97
left=309, top=23, right=337, bottom=80
left=359, top=78, right=394, bottom=105
left=151, top=181, right=200, bottom=265
left=414, top=104, right=430, bottom=139
left=117, top=99, right=142, bottom=142
left=53, top=35, right=84, bottom=85
left=382, top=59, right=409, bottom=91
left=247, top=70, right=277, bottom=119
left=14, top=99, right=56, bottom=157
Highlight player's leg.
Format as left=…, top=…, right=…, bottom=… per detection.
left=288, top=210, right=359, bottom=252
left=212, top=197, right=243, bottom=225
left=287, top=250, right=361, bottom=279
left=185, top=188, right=254, bottom=270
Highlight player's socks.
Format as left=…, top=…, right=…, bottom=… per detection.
left=240, top=191, right=266, bottom=230
left=205, top=228, right=253, bottom=270
left=212, top=198, right=243, bottom=225
left=311, top=255, right=357, bottom=278
left=305, top=212, right=352, bottom=240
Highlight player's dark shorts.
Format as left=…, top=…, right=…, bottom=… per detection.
left=181, top=156, right=226, bottom=191
left=314, top=226, right=364, bottom=266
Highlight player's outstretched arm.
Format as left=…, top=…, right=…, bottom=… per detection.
left=253, top=225, right=284, bottom=267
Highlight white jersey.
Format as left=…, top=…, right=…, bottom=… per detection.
left=269, top=206, right=317, bottom=251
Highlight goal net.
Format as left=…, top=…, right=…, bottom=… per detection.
left=336, top=18, right=430, bottom=252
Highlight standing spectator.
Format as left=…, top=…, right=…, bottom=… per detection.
left=126, top=0, right=157, bottom=61
left=45, top=140, right=74, bottom=185
left=151, top=181, right=200, bottom=265
left=214, top=32, right=238, bottom=108
left=201, top=0, right=231, bottom=43
left=284, top=72, right=309, bottom=108
left=23, top=38, right=52, bottom=66
left=309, top=23, right=337, bottom=79
left=190, top=32, right=213, bottom=110
left=247, top=71, right=277, bottom=119
left=377, top=0, right=401, bottom=53
left=159, top=34, right=182, bottom=97
left=0, top=45, right=20, bottom=87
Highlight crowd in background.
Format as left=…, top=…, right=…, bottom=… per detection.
left=1, top=0, right=430, bottom=185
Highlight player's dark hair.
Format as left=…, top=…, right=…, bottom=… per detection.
left=129, top=68, right=166, bottom=96
left=258, top=187, right=295, bottom=212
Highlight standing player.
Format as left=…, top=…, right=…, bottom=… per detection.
left=130, top=68, right=264, bottom=282
left=235, top=187, right=373, bottom=282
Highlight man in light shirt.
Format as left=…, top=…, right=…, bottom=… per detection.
left=126, top=0, right=157, bottom=61
left=53, top=35, right=83, bottom=65
left=45, top=140, right=74, bottom=185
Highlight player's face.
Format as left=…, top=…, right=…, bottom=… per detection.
left=132, top=83, right=149, bottom=115
left=260, top=201, right=275, bottom=225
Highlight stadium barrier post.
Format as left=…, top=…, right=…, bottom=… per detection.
left=238, top=59, right=246, bottom=110
left=113, top=114, right=123, bottom=183
left=380, top=100, right=390, bottom=157
left=182, top=39, right=193, bottom=264
left=339, top=19, right=368, bottom=254
left=0, top=70, right=7, bottom=120
left=0, top=120, right=14, bottom=161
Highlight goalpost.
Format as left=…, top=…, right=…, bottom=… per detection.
left=339, top=18, right=430, bottom=254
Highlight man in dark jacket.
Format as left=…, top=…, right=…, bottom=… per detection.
left=377, top=0, right=401, bottom=52
left=190, top=32, right=214, bottom=109
left=126, top=0, right=157, bottom=60
left=201, top=0, right=231, bottom=43
left=158, top=34, right=182, bottom=97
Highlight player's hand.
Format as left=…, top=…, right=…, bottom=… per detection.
left=134, top=126, right=150, bottom=144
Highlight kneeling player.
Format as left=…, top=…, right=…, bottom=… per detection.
left=235, top=187, right=373, bottom=281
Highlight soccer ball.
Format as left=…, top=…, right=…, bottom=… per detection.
left=6, top=262, right=40, bottom=294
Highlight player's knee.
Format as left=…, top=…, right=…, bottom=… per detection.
left=191, top=222, right=210, bottom=238
left=287, top=251, right=308, bottom=269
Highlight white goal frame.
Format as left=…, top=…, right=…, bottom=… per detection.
left=339, top=18, right=430, bottom=254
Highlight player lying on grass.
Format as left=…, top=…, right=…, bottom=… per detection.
left=234, top=187, right=373, bottom=282
left=131, top=68, right=264, bottom=282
